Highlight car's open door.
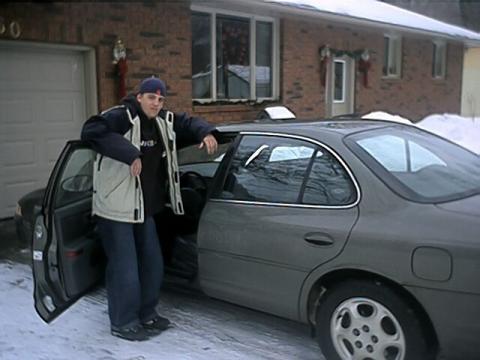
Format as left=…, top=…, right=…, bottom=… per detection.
left=32, top=141, right=104, bottom=322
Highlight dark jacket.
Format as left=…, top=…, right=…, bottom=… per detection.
left=81, top=94, right=215, bottom=166
left=81, top=94, right=215, bottom=222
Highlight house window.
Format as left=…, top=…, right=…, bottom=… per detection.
left=192, top=12, right=212, bottom=99
left=192, top=8, right=278, bottom=102
left=333, top=60, right=346, bottom=102
left=383, top=35, right=402, bottom=78
left=432, top=41, right=446, bottom=79
left=256, top=21, right=273, bottom=98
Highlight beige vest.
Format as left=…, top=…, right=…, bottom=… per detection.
left=92, top=109, right=184, bottom=223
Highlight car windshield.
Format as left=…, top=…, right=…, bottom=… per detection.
left=345, top=125, right=480, bottom=203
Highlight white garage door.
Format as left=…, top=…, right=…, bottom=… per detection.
left=0, top=45, right=88, bottom=218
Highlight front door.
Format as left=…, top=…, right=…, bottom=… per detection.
left=32, top=141, right=104, bottom=322
left=198, top=133, right=359, bottom=320
left=327, top=56, right=355, bottom=117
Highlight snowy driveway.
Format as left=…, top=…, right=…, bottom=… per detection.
left=0, top=260, right=323, bottom=360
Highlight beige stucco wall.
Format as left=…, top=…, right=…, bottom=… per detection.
left=461, top=47, right=480, bottom=117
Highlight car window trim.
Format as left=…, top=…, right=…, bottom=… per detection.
left=209, top=198, right=358, bottom=210
left=210, top=131, right=361, bottom=209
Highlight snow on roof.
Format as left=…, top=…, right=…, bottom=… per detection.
left=263, top=0, right=480, bottom=44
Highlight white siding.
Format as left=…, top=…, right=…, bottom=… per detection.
left=0, top=45, right=87, bottom=218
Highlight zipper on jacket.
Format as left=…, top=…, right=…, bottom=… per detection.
left=134, top=177, right=139, bottom=221
left=97, top=155, right=104, bottom=171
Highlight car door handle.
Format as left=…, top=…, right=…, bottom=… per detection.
left=304, top=232, right=334, bottom=246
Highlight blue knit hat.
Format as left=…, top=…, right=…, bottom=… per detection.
left=139, top=77, right=166, bottom=97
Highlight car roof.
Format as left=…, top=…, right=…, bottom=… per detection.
left=216, top=118, right=398, bottom=139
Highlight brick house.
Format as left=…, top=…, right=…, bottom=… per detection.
left=383, top=0, right=480, bottom=118
left=1, top=0, right=479, bottom=218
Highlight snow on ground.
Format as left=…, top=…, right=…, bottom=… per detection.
left=362, top=111, right=480, bottom=154
left=0, top=261, right=322, bottom=360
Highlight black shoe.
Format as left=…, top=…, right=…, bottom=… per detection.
left=111, top=325, right=150, bottom=341
left=142, top=315, right=171, bottom=334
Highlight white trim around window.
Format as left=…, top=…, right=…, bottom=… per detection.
left=383, top=34, right=402, bottom=78
left=191, top=5, right=280, bottom=103
left=432, top=40, right=447, bottom=79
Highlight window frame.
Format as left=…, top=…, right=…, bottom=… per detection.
left=211, top=132, right=361, bottom=209
left=383, top=34, right=402, bottom=78
left=432, top=40, right=447, bottom=80
left=191, top=5, right=280, bottom=103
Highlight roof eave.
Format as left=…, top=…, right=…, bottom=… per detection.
left=209, top=0, right=480, bottom=45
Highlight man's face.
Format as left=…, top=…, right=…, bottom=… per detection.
left=136, top=93, right=164, bottom=119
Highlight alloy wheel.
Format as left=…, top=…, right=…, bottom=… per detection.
left=330, top=297, right=406, bottom=360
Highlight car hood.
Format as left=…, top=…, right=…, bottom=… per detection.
left=435, top=193, right=480, bottom=217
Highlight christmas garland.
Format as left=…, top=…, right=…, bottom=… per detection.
left=319, top=45, right=372, bottom=87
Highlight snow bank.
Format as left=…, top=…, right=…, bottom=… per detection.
left=417, top=114, right=480, bottom=155
left=362, top=111, right=480, bottom=155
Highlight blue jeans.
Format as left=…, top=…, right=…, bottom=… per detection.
left=97, top=216, right=163, bottom=330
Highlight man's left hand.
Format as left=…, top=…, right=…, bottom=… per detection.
left=199, top=134, right=218, bottom=155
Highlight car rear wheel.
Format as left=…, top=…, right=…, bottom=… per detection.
left=316, top=280, right=432, bottom=360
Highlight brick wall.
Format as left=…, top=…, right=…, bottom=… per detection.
left=0, top=2, right=464, bottom=123
left=1, top=1, right=193, bottom=112
left=282, top=18, right=463, bottom=121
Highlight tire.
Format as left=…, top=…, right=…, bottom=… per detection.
left=316, top=279, right=433, bottom=360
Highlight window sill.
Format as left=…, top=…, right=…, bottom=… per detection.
left=193, top=100, right=279, bottom=113
left=381, top=75, right=402, bottom=80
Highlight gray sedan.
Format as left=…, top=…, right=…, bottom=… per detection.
left=29, top=119, right=480, bottom=360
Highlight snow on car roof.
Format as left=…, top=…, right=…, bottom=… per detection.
left=263, top=0, right=480, bottom=44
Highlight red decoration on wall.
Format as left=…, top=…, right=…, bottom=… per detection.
left=117, top=58, right=128, bottom=99
left=113, top=39, right=127, bottom=100
left=319, top=45, right=331, bottom=87
left=358, top=58, right=371, bottom=88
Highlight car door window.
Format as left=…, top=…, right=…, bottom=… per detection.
left=177, top=136, right=234, bottom=178
left=301, top=150, right=356, bottom=206
left=55, top=148, right=95, bottom=208
left=220, top=135, right=316, bottom=203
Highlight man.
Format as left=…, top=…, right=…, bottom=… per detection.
left=81, top=77, right=217, bottom=341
